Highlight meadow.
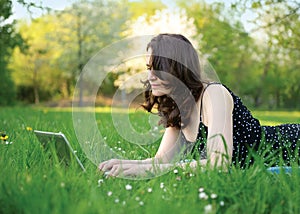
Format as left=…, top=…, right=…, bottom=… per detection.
left=0, top=107, right=300, bottom=214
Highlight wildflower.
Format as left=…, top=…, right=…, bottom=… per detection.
left=60, top=182, right=65, bottom=188
left=198, top=187, right=205, bottom=192
left=139, top=201, right=144, bottom=206
left=210, top=193, right=217, bottom=199
left=220, top=201, right=225, bottom=206
left=135, top=196, right=140, bottom=201
left=114, top=198, right=120, bottom=203
left=160, top=182, right=164, bottom=189
left=0, top=133, right=8, bottom=141
left=204, top=204, right=213, bottom=213
left=97, top=179, right=104, bottom=186
left=125, top=184, right=132, bottom=190
left=199, top=192, right=208, bottom=200
left=147, top=187, right=152, bottom=193
left=107, top=191, right=112, bottom=196
left=26, top=126, right=33, bottom=131
left=173, top=169, right=178, bottom=174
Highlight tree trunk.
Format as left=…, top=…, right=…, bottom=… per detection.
left=33, top=63, right=39, bottom=105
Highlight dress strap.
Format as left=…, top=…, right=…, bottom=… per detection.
left=199, top=82, right=221, bottom=122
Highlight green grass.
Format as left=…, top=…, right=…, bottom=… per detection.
left=252, top=111, right=300, bottom=126
left=0, top=107, right=300, bottom=214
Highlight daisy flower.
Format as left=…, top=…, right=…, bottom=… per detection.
left=125, top=184, right=132, bottom=190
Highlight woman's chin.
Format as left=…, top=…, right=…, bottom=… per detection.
left=152, top=90, right=165, bottom=96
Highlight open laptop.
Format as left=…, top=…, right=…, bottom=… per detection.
left=34, top=130, right=86, bottom=172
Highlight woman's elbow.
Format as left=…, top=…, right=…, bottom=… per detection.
left=209, top=152, right=232, bottom=169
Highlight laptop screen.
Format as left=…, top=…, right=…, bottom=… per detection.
left=34, top=130, right=85, bottom=171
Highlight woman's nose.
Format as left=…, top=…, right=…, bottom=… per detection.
left=148, top=70, right=157, bottom=81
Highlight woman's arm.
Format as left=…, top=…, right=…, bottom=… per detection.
left=98, top=127, right=186, bottom=176
left=176, top=85, right=234, bottom=170
left=152, top=126, right=184, bottom=163
left=202, top=84, right=234, bottom=167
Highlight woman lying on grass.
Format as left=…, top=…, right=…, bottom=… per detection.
left=99, top=33, right=300, bottom=177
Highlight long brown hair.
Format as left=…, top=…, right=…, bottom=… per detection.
left=142, top=34, right=204, bottom=129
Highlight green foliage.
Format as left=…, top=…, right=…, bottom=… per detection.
left=231, top=0, right=300, bottom=108
left=0, top=0, right=23, bottom=105
left=128, top=0, right=167, bottom=20
left=0, top=107, right=300, bottom=213
left=9, top=0, right=130, bottom=104
left=5, top=0, right=300, bottom=109
left=176, top=0, right=300, bottom=109
left=0, top=72, right=16, bottom=105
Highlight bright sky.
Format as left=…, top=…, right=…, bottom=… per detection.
left=11, top=0, right=73, bottom=19
left=11, top=0, right=256, bottom=33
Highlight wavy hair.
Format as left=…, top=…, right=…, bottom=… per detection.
left=142, top=34, right=204, bottom=129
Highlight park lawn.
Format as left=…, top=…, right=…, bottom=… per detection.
left=0, top=107, right=300, bottom=214
left=252, top=110, right=300, bottom=126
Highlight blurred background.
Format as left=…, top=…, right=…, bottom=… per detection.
left=1, top=0, right=299, bottom=109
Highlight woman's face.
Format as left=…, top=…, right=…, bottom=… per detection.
left=146, top=49, right=172, bottom=97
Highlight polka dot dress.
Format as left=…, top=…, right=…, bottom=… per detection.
left=189, top=84, right=300, bottom=167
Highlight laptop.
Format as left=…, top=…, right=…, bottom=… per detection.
left=34, top=130, right=86, bottom=172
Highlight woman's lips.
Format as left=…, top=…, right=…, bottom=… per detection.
left=150, top=84, right=160, bottom=88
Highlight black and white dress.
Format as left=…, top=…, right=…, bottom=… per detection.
left=186, top=83, right=300, bottom=167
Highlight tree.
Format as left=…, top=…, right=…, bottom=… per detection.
left=232, top=0, right=300, bottom=108
left=10, top=17, right=65, bottom=104
left=9, top=0, right=130, bottom=104
left=55, top=0, right=130, bottom=106
left=128, top=0, right=166, bottom=20
left=0, top=0, right=23, bottom=105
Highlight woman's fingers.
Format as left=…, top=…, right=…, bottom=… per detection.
left=98, top=159, right=120, bottom=172
left=104, top=164, right=132, bottom=177
left=99, top=160, right=149, bottom=177
left=109, top=165, right=122, bottom=177
left=98, top=161, right=112, bottom=171
left=98, top=161, right=107, bottom=171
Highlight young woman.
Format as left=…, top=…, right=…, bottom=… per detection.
left=98, top=33, right=300, bottom=177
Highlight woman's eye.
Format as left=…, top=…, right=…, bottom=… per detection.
left=146, top=64, right=152, bottom=70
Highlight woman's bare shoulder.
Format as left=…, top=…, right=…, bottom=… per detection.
left=203, top=84, right=234, bottom=121
left=203, top=83, right=232, bottom=100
